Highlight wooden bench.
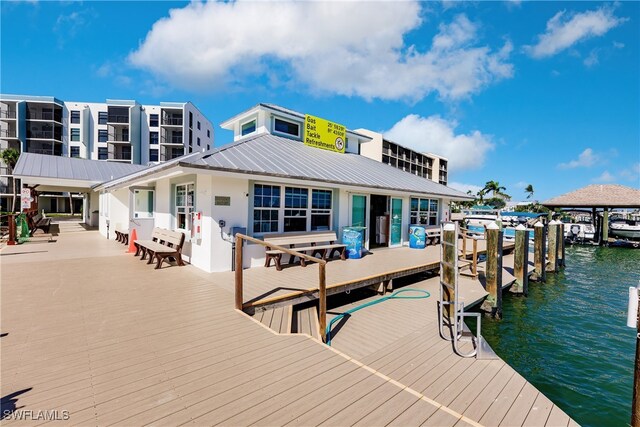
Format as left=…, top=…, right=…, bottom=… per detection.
left=114, top=226, right=129, bottom=245
left=133, top=227, right=186, bottom=269
left=264, top=231, right=347, bottom=271
left=26, top=212, right=52, bottom=235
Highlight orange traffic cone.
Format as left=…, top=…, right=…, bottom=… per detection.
left=127, top=228, right=138, bottom=253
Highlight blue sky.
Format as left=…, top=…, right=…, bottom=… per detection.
left=1, top=0, right=638, bottom=201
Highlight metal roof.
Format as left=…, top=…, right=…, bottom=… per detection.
left=543, top=184, right=640, bottom=208
left=13, top=152, right=148, bottom=186
left=164, top=134, right=469, bottom=199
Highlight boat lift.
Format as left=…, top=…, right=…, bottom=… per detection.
left=438, top=222, right=497, bottom=360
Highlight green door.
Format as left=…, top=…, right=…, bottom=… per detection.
left=390, top=198, right=403, bottom=246
left=351, top=195, right=366, bottom=227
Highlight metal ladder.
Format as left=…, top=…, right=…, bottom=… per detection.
left=438, top=222, right=497, bottom=360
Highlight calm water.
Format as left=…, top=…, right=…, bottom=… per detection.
left=473, top=245, right=640, bottom=427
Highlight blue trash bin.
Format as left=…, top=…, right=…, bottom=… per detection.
left=342, top=226, right=365, bottom=259
left=409, top=225, right=426, bottom=249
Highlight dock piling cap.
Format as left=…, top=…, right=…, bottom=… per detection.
left=515, top=224, right=526, bottom=231
left=443, top=223, right=456, bottom=231
left=486, top=222, right=499, bottom=230
left=534, top=221, right=544, bottom=227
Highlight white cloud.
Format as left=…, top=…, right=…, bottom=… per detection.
left=557, top=148, right=599, bottom=169
left=613, top=41, right=625, bottom=49
left=583, top=49, right=599, bottom=67
left=129, top=2, right=513, bottom=101
left=513, top=181, right=528, bottom=189
left=526, top=6, right=625, bottom=59
left=592, top=171, right=616, bottom=183
left=619, top=163, right=640, bottom=183
left=383, top=114, right=494, bottom=171
left=449, top=182, right=483, bottom=195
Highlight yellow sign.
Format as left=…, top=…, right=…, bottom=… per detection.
left=304, top=114, right=346, bottom=153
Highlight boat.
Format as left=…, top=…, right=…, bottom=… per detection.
left=610, top=220, right=640, bottom=240
left=462, top=206, right=499, bottom=228
left=564, top=222, right=596, bottom=244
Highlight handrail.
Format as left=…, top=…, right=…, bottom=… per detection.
left=234, top=233, right=328, bottom=342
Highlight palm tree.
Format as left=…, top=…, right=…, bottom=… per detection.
left=476, top=189, right=486, bottom=204
left=0, top=148, right=20, bottom=212
left=524, top=184, right=534, bottom=200
left=483, top=180, right=510, bottom=200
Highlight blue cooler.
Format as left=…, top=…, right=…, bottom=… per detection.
left=409, top=225, right=426, bottom=249
left=342, top=227, right=365, bottom=259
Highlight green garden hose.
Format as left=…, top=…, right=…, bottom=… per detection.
left=325, top=288, right=431, bottom=346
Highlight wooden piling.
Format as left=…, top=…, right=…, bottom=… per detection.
left=481, top=222, right=502, bottom=318
left=557, top=222, right=566, bottom=268
left=512, top=224, right=529, bottom=295
left=602, top=208, right=609, bottom=245
left=442, top=224, right=457, bottom=319
left=319, top=263, right=327, bottom=343
left=234, top=235, right=243, bottom=310
left=546, top=220, right=558, bottom=273
left=7, top=214, right=17, bottom=246
left=531, top=222, right=546, bottom=282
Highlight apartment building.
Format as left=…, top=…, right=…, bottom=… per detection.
left=0, top=94, right=213, bottom=212
left=356, top=129, right=448, bottom=186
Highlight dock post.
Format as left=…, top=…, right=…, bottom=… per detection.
left=442, top=224, right=457, bottom=319
left=602, top=208, right=609, bottom=245
left=546, top=220, right=558, bottom=273
left=234, top=235, right=243, bottom=310
left=512, top=224, right=529, bottom=295
left=557, top=222, right=566, bottom=268
left=531, top=222, right=546, bottom=282
left=319, top=263, right=327, bottom=343
left=481, top=222, right=502, bottom=318
left=7, top=214, right=17, bottom=245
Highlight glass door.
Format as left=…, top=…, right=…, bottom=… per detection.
left=390, top=198, right=403, bottom=246
left=351, top=195, right=367, bottom=227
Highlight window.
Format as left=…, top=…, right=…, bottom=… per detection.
left=189, top=112, right=193, bottom=128
left=149, top=114, right=158, bottom=127
left=253, top=184, right=280, bottom=233
left=70, top=110, right=80, bottom=124
left=134, top=189, right=154, bottom=219
left=149, top=131, right=158, bottom=145
left=100, top=193, right=109, bottom=216
left=207, top=145, right=210, bottom=150
left=197, top=137, right=201, bottom=146
left=241, top=120, right=256, bottom=136
left=273, top=118, right=299, bottom=137
left=207, top=129, right=211, bottom=138
left=70, top=128, right=80, bottom=141
left=149, top=149, right=158, bottom=162
left=410, top=197, right=439, bottom=226
left=98, top=129, right=108, bottom=143
left=70, top=146, right=80, bottom=158
left=197, top=121, right=201, bottom=130
left=175, top=183, right=195, bottom=230
left=284, top=187, right=308, bottom=232
left=98, top=112, right=107, bottom=125
left=252, top=184, right=333, bottom=234
left=98, top=147, right=108, bottom=160
left=311, top=189, right=332, bottom=231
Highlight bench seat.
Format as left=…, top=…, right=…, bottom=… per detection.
left=264, top=231, right=347, bottom=270
left=114, top=228, right=129, bottom=245
left=133, top=228, right=185, bottom=269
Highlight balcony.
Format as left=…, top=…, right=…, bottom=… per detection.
left=161, top=135, right=183, bottom=145
left=0, top=110, right=16, bottom=120
left=27, top=111, right=63, bottom=122
left=107, top=133, right=130, bottom=143
left=0, top=129, right=17, bottom=138
left=162, top=116, right=183, bottom=126
left=107, top=115, right=129, bottom=124
left=27, top=130, right=63, bottom=141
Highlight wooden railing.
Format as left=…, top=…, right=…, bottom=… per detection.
left=459, top=230, right=479, bottom=277
left=234, top=233, right=328, bottom=342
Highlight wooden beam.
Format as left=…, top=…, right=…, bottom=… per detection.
left=318, top=263, right=327, bottom=343
left=602, top=208, right=609, bottom=245
left=235, top=235, right=244, bottom=310
left=557, top=223, right=566, bottom=268
left=442, top=225, right=456, bottom=319
left=481, top=222, right=503, bottom=318
left=546, top=220, right=558, bottom=273
left=512, top=224, right=529, bottom=295
left=531, top=222, right=546, bottom=282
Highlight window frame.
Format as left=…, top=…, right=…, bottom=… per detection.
left=98, top=147, right=108, bottom=160
left=241, top=119, right=257, bottom=136
left=272, top=117, right=301, bottom=139
left=69, top=146, right=80, bottom=158
left=410, top=197, right=439, bottom=226
left=175, top=183, right=195, bottom=232
left=149, top=114, right=159, bottom=127
left=149, top=131, right=159, bottom=145
left=133, top=189, right=155, bottom=219
left=70, top=110, right=80, bottom=124
left=149, top=149, right=159, bottom=162
left=70, top=128, right=80, bottom=142
left=251, top=182, right=333, bottom=236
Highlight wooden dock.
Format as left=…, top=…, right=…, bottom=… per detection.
left=0, top=226, right=576, bottom=426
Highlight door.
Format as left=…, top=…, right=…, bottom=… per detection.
left=351, top=194, right=368, bottom=248
left=390, top=198, right=403, bottom=246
